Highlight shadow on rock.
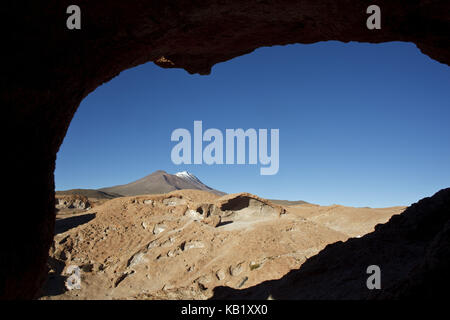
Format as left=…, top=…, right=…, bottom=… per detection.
left=54, top=213, right=95, bottom=234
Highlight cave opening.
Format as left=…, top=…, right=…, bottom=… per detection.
left=42, top=42, right=450, bottom=299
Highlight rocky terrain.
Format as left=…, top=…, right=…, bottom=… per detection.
left=40, top=190, right=404, bottom=300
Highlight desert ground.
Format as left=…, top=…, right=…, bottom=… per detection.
left=40, top=191, right=405, bottom=300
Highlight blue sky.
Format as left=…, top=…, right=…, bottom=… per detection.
left=55, top=41, right=450, bottom=208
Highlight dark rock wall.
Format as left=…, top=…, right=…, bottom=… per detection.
left=1, top=1, right=449, bottom=299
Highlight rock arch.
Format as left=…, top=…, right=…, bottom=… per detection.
left=1, top=1, right=449, bottom=299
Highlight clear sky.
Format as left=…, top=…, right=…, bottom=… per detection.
left=55, top=41, right=450, bottom=208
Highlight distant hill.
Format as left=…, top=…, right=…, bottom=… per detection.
left=98, top=170, right=225, bottom=196
left=269, top=199, right=308, bottom=206
left=55, top=189, right=121, bottom=199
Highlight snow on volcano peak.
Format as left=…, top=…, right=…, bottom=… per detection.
left=175, top=171, right=202, bottom=184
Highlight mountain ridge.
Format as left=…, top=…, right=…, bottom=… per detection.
left=98, top=170, right=226, bottom=196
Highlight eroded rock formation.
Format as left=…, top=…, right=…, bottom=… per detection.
left=1, top=1, right=449, bottom=299
left=56, top=195, right=90, bottom=210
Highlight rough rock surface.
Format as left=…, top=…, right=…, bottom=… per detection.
left=1, top=1, right=449, bottom=299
